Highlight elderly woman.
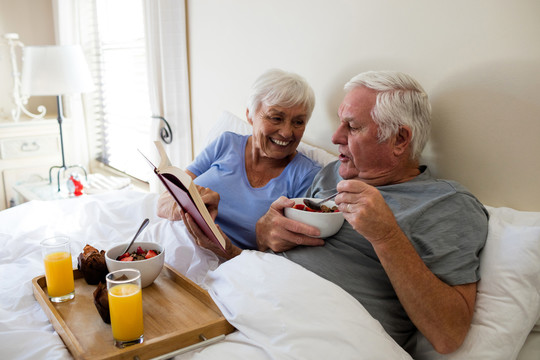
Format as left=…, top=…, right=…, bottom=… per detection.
left=157, top=69, right=320, bottom=250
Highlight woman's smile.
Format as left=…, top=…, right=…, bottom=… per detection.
left=270, top=137, right=292, bottom=147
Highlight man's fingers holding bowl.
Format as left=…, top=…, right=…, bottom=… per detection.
left=283, top=216, right=321, bottom=237
left=270, top=196, right=296, bottom=211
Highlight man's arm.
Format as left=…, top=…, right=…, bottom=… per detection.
left=338, top=179, right=476, bottom=354
left=373, top=230, right=476, bottom=354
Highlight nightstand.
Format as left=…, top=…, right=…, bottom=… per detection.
left=0, top=118, right=73, bottom=209
left=12, top=173, right=132, bottom=204
left=12, top=179, right=66, bottom=202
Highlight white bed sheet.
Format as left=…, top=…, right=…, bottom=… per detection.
left=0, top=190, right=162, bottom=359
left=0, top=189, right=409, bottom=360
left=1, top=188, right=539, bottom=360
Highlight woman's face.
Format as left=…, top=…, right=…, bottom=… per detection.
left=247, top=103, right=308, bottom=160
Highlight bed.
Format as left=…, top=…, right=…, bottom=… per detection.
left=1, top=111, right=539, bottom=360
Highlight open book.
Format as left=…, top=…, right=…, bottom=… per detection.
left=140, top=141, right=226, bottom=251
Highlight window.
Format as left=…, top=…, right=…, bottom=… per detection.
left=80, top=0, right=152, bottom=181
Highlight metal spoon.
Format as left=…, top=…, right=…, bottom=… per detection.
left=303, top=192, right=339, bottom=211
left=121, top=218, right=150, bottom=255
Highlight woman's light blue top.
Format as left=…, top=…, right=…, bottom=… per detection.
left=187, top=132, right=321, bottom=249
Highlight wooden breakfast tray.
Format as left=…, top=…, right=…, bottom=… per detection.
left=32, top=264, right=235, bottom=360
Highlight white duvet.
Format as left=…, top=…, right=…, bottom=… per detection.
left=180, top=250, right=411, bottom=360
left=0, top=189, right=411, bottom=359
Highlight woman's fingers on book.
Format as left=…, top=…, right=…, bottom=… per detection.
left=196, top=185, right=220, bottom=220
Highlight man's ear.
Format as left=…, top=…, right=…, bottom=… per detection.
left=393, top=126, right=412, bottom=156
left=246, top=108, right=254, bottom=125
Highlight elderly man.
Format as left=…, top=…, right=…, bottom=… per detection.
left=183, top=71, right=488, bottom=355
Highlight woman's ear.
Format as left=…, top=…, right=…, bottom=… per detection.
left=393, top=126, right=412, bottom=156
left=246, top=108, right=254, bottom=125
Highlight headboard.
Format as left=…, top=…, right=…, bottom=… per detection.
left=417, top=68, right=540, bottom=212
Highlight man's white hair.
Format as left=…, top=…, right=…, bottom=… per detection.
left=345, top=71, right=431, bottom=160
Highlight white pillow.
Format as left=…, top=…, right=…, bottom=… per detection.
left=206, top=111, right=337, bottom=167
left=204, top=110, right=252, bottom=144
left=415, top=206, right=540, bottom=360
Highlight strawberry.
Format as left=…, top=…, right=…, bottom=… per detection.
left=120, top=256, right=134, bottom=261
left=136, top=246, right=145, bottom=255
left=145, top=250, right=157, bottom=259
left=117, top=252, right=130, bottom=260
left=293, top=204, right=305, bottom=210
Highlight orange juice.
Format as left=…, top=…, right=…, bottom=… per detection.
left=44, top=251, right=75, bottom=297
left=108, top=284, right=144, bottom=341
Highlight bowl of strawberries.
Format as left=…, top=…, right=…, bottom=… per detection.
left=284, top=198, right=345, bottom=238
left=105, top=241, right=164, bottom=288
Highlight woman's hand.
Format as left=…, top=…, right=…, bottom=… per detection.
left=196, top=185, right=219, bottom=221
left=157, top=192, right=181, bottom=221
left=156, top=185, right=220, bottom=222
left=181, top=210, right=242, bottom=260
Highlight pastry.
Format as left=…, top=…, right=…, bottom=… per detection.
left=93, top=282, right=110, bottom=324
left=77, top=244, right=108, bottom=285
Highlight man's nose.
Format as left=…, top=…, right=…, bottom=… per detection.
left=332, top=124, right=346, bottom=144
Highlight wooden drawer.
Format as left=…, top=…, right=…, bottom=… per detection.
left=0, top=135, right=60, bottom=160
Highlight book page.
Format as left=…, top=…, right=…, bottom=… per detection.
left=154, top=141, right=172, bottom=169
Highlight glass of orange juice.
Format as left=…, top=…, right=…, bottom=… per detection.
left=106, top=269, right=144, bottom=348
left=41, top=236, right=75, bottom=303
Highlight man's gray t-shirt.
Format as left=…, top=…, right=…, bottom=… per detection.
left=278, top=161, right=488, bottom=351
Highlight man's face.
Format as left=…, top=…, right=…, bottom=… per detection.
left=332, top=86, right=399, bottom=184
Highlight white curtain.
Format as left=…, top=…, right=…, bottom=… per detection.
left=144, top=0, right=192, bottom=192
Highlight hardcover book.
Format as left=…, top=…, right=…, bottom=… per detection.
left=140, top=141, right=226, bottom=251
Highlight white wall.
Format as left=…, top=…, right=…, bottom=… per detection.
left=0, top=0, right=56, bottom=120
left=2, top=1, right=539, bottom=210
left=187, top=0, right=540, bottom=211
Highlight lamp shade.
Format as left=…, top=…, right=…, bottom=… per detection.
left=21, top=45, right=94, bottom=96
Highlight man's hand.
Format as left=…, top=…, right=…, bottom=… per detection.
left=256, top=196, right=325, bottom=252
left=335, top=179, right=401, bottom=245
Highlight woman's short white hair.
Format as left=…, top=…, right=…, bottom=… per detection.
left=344, top=71, right=432, bottom=160
left=247, top=69, right=315, bottom=120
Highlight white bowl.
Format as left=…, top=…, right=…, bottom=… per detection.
left=284, top=198, right=345, bottom=238
left=105, top=241, right=165, bottom=288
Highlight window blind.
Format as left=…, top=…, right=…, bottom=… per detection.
left=79, top=0, right=152, bottom=181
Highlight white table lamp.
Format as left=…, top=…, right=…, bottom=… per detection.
left=20, top=45, right=94, bottom=192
